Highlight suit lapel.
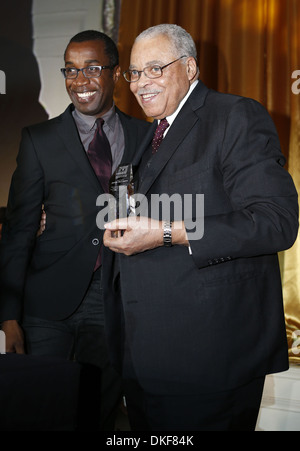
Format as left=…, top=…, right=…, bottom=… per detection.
left=138, top=103, right=198, bottom=196
left=55, top=105, right=105, bottom=194
left=132, top=120, right=157, bottom=167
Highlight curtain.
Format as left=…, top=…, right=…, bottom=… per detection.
left=116, top=0, right=300, bottom=362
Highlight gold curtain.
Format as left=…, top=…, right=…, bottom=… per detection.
left=116, top=0, right=300, bottom=362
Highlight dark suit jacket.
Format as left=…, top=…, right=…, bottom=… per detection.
left=0, top=104, right=150, bottom=321
left=103, top=81, right=299, bottom=395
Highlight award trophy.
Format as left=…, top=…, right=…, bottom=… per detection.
left=109, top=164, right=135, bottom=237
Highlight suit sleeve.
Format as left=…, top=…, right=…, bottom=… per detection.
left=0, top=127, right=44, bottom=321
left=187, top=98, right=299, bottom=268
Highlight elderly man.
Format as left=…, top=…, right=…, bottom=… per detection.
left=103, top=24, right=299, bottom=431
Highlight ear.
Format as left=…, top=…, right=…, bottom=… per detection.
left=113, top=65, right=121, bottom=83
left=186, top=57, right=198, bottom=82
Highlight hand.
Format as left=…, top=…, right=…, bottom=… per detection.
left=37, top=209, right=46, bottom=237
left=103, top=217, right=190, bottom=255
left=103, top=216, right=164, bottom=256
left=1, top=320, right=25, bottom=354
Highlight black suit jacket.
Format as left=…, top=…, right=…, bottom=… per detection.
left=0, top=104, right=150, bottom=321
left=103, top=81, right=299, bottom=395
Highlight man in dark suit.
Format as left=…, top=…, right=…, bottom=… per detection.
left=0, top=30, right=150, bottom=430
left=103, top=24, right=299, bottom=431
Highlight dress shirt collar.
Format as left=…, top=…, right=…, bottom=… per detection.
left=162, top=80, right=199, bottom=134
left=73, top=104, right=117, bottom=133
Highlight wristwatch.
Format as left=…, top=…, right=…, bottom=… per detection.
left=163, top=221, right=173, bottom=247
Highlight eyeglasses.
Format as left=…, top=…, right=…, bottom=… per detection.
left=60, top=65, right=115, bottom=79
left=123, top=56, right=187, bottom=83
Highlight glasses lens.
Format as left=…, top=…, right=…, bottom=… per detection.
left=145, top=65, right=162, bottom=79
left=124, top=71, right=137, bottom=82
left=84, top=66, right=101, bottom=77
left=63, top=68, right=78, bottom=79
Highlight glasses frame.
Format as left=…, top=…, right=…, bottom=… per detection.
left=123, top=56, right=188, bottom=83
left=60, top=65, right=115, bottom=79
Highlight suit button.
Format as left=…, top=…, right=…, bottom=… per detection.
left=92, top=238, right=100, bottom=246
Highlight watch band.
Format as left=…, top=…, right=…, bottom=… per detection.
left=163, top=221, right=173, bottom=247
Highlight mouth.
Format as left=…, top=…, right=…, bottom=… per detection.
left=138, top=91, right=162, bottom=103
left=74, top=91, right=97, bottom=102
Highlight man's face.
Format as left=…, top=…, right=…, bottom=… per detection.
left=64, top=40, right=120, bottom=117
left=129, top=34, right=195, bottom=120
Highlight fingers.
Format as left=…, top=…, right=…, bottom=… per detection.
left=2, top=320, right=25, bottom=354
left=13, top=342, right=26, bottom=354
left=37, top=209, right=46, bottom=237
left=104, top=218, right=129, bottom=231
left=104, top=216, right=154, bottom=232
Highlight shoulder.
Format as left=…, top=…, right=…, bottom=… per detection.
left=25, top=104, right=74, bottom=135
left=206, top=86, right=267, bottom=116
left=192, top=82, right=271, bottom=124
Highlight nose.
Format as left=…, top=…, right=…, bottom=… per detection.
left=136, top=71, right=152, bottom=88
left=73, top=70, right=89, bottom=86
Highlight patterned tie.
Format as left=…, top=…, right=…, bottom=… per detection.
left=87, top=118, right=112, bottom=193
left=151, top=118, right=170, bottom=153
left=87, top=118, right=112, bottom=271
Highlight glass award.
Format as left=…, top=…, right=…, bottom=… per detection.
left=109, top=164, right=135, bottom=236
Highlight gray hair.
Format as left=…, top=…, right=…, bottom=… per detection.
left=135, top=24, right=198, bottom=61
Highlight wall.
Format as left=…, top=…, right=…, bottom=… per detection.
left=0, top=0, right=48, bottom=206
left=0, top=0, right=104, bottom=206
left=32, top=0, right=104, bottom=119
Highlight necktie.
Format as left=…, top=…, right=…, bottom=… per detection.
left=151, top=118, right=170, bottom=153
left=87, top=118, right=112, bottom=193
left=87, top=118, right=112, bottom=271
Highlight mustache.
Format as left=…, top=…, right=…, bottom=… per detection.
left=137, top=89, right=163, bottom=96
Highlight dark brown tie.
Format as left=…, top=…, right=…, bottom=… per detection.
left=151, top=118, right=170, bottom=153
left=87, top=118, right=112, bottom=270
left=87, top=118, right=112, bottom=193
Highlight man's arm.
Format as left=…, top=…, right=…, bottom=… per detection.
left=187, top=98, right=299, bottom=268
left=0, top=127, right=44, bottom=323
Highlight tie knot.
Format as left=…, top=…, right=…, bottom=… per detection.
left=152, top=118, right=170, bottom=153
left=95, top=117, right=104, bottom=129
left=157, top=118, right=169, bottom=133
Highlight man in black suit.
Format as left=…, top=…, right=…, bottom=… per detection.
left=103, top=24, right=299, bottom=431
left=0, top=30, right=150, bottom=430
